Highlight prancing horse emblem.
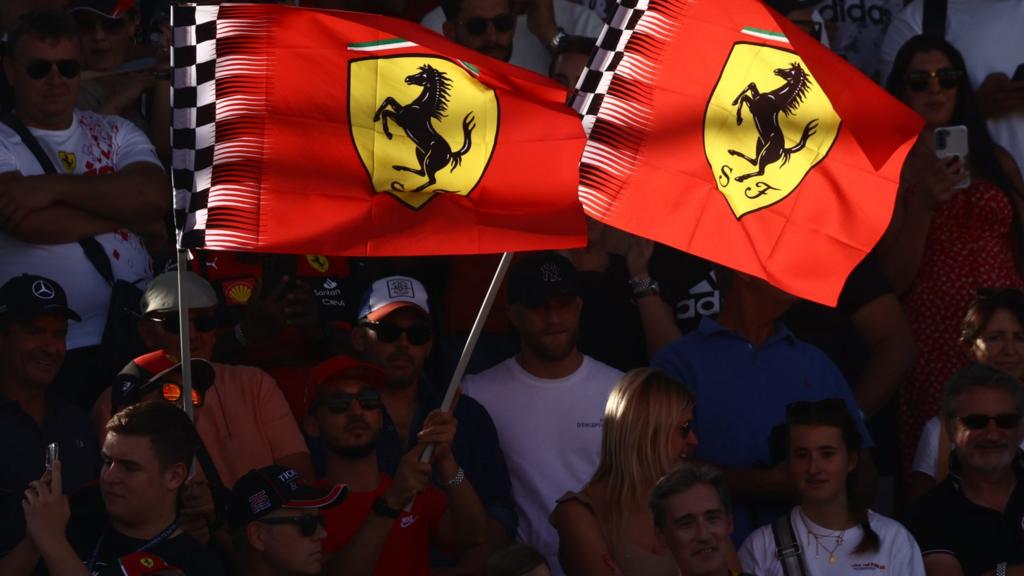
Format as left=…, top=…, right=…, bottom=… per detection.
left=373, top=64, right=476, bottom=193
left=727, top=62, right=819, bottom=183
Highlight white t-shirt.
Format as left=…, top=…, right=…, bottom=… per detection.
left=0, top=110, right=160, bottom=349
left=462, top=355, right=622, bottom=576
left=813, top=0, right=906, bottom=81
left=911, top=415, right=1024, bottom=477
left=878, top=0, right=1024, bottom=174
left=421, top=0, right=606, bottom=76
left=739, top=507, right=926, bottom=576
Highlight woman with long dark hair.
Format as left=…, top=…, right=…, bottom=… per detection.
left=877, top=35, right=1024, bottom=479
left=739, top=399, right=924, bottom=575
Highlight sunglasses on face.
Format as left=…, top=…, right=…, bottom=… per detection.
left=146, top=313, right=218, bottom=335
left=320, top=389, right=383, bottom=414
left=461, top=13, right=516, bottom=37
left=73, top=14, right=130, bottom=34
left=161, top=382, right=204, bottom=407
left=362, top=321, right=432, bottom=345
left=25, top=59, right=81, bottom=81
left=958, top=413, right=1022, bottom=430
left=257, top=515, right=325, bottom=537
left=905, top=68, right=963, bottom=92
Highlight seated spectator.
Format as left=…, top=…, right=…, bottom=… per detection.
left=738, top=399, right=925, bottom=575
left=423, top=0, right=604, bottom=76
left=91, top=270, right=314, bottom=486
left=351, top=274, right=516, bottom=572
left=878, top=35, right=1024, bottom=482
left=486, top=543, right=551, bottom=576
left=910, top=287, right=1024, bottom=499
left=0, top=8, right=167, bottom=411
left=227, top=465, right=347, bottom=576
left=463, top=252, right=622, bottom=573
left=906, top=364, right=1024, bottom=576
left=21, top=401, right=223, bottom=575
left=651, top=270, right=874, bottom=545
left=302, top=355, right=486, bottom=575
left=69, top=0, right=171, bottom=161
left=649, top=463, right=753, bottom=576
left=0, top=274, right=99, bottom=575
left=550, top=368, right=696, bottom=575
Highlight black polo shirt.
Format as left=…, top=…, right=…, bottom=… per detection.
left=0, top=392, right=100, bottom=555
left=907, top=455, right=1024, bottom=576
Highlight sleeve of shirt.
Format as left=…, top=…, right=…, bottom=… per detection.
left=110, top=115, right=161, bottom=170
left=738, top=527, right=771, bottom=576
left=905, top=497, right=952, bottom=556
left=254, top=369, right=310, bottom=458
left=877, top=0, right=924, bottom=83
left=0, top=137, right=21, bottom=173
left=897, top=526, right=928, bottom=576
left=911, top=418, right=940, bottom=477
left=452, top=396, right=518, bottom=536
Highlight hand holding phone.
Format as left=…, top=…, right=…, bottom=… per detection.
left=45, top=442, right=59, bottom=471
left=934, top=125, right=970, bottom=190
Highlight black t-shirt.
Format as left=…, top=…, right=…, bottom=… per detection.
left=907, top=460, right=1024, bottom=576
left=577, top=254, right=649, bottom=371
left=648, top=245, right=722, bottom=335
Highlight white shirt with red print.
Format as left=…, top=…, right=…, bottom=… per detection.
left=0, top=110, right=161, bottom=349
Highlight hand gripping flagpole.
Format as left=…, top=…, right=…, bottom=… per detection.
left=406, top=251, right=513, bottom=511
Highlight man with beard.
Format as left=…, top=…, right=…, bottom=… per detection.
left=303, top=355, right=486, bottom=575
left=462, top=252, right=622, bottom=574
left=351, top=275, right=516, bottom=572
left=907, top=364, right=1024, bottom=576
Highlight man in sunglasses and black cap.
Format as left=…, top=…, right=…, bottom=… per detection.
left=303, top=354, right=486, bottom=575
left=907, top=364, right=1024, bottom=576
left=0, top=8, right=167, bottom=411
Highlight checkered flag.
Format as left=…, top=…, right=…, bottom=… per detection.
left=570, top=0, right=692, bottom=220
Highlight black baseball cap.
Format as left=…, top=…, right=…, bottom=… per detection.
left=0, top=274, right=81, bottom=322
left=112, top=351, right=216, bottom=412
left=228, top=466, right=348, bottom=531
left=67, top=0, right=137, bottom=18
left=507, top=252, right=579, bottom=308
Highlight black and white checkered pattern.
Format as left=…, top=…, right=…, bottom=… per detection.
left=571, top=0, right=692, bottom=220
left=172, top=4, right=270, bottom=251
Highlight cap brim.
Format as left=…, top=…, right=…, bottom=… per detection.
left=46, top=305, right=82, bottom=322
left=147, top=358, right=215, bottom=391
left=282, top=483, right=348, bottom=511
left=364, top=301, right=428, bottom=323
left=67, top=6, right=127, bottom=18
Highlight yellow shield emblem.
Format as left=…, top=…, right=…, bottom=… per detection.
left=704, top=43, right=841, bottom=218
left=349, top=55, right=499, bottom=209
left=306, top=255, right=329, bottom=273
left=58, top=151, right=76, bottom=173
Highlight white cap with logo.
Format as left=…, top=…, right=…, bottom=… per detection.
left=357, top=276, right=430, bottom=322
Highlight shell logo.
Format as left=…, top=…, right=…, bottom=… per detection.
left=224, top=279, right=255, bottom=304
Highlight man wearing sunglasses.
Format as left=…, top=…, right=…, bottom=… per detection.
left=351, top=275, right=516, bottom=573
left=303, top=355, right=486, bottom=575
left=229, top=465, right=347, bottom=576
left=907, top=364, right=1024, bottom=576
left=0, top=9, right=167, bottom=410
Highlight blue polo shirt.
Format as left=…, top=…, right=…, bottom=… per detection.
left=0, top=393, right=100, bottom=556
left=652, top=317, right=871, bottom=543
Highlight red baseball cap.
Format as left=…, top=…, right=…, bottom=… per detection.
left=68, top=0, right=137, bottom=19
left=305, top=356, right=386, bottom=413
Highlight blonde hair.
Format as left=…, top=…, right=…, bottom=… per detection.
left=587, top=368, right=696, bottom=539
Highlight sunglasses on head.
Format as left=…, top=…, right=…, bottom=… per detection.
left=362, top=321, right=432, bottom=345
left=958, top=413, right=1022, bottom=430
left=905, top=68, right=963, bottom=92
left=319, top=389, right=383, bottom=414
left=73, top=13, right=130, bottom=34
left=146, top=313, right=218, bottom=334
left=25, top=59, right=81, bottom=81
left=161, top=382, right=204, bottom=407
left=461, top=12, right=516, bottom=37
left=257, top=515, right=325, bottom=537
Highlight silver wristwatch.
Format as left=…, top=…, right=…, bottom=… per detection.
left=549, top=27, right=567, bottom=51
left=445, top=466, right=465, bottom=488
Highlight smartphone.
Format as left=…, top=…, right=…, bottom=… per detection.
left=1013, top=63, right=1024, bottom=82
left=934, top=125, right=970, bottom=189
left=45, top=442, right=59, bottom=471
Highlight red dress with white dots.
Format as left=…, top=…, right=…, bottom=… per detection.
left=899, top=179, right=1023, bottom=473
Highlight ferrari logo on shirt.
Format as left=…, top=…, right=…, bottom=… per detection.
left=307, top=255, right=330, bottom=273
left=58, top=151, right=76, bottom=173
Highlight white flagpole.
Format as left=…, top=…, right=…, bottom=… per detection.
left=176, top=249, right=195, bottom=422
left=406, top=251, right=513, bottom=510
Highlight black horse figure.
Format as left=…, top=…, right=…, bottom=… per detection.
left=373, top=64, right=476, bottom=192
left=727, top=62, right=819, bottom=183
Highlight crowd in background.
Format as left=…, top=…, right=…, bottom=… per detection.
left=0, top=0, right=1022, bottom=575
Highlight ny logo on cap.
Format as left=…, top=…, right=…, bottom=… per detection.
left=32, top=280, right=56, bottom=300
left=540, top=263, right=562, bottom=283
left=249, top=490, right=272, bottom=514
left=387, top=278, right=414, bottom=299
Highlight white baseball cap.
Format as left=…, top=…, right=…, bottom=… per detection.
left=140, top=271, right=219, bottom=315
left=357, top=276, right=430, bottom=322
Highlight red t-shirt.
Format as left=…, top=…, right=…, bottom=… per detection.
left=319, top=475, right=448, bottom=576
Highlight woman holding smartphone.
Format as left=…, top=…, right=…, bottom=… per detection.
left=878, top=35, right=1024, bottom=481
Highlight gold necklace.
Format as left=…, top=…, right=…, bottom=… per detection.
left=800, top=510, right=846, bottom=565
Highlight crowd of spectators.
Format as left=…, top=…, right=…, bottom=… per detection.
left=1, top=0, right=1022, bottom=575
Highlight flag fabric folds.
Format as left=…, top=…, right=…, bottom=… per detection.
left=171, top=4, right=586, bottom=256
left=572, top=0, right=923, bottom=305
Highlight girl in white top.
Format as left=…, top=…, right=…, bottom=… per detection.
left=909, top=288, right=1024, bottom=500
left=739, top=399, right=925, bottom=576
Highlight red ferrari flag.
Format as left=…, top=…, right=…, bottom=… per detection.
left=170, top=4, right=586, bottom=255
left=573, top=0, right=923, bottom=305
